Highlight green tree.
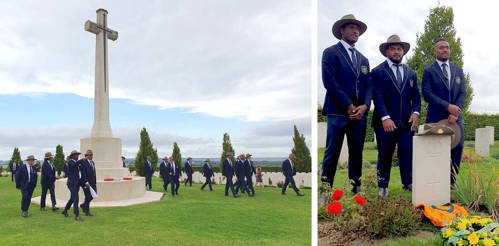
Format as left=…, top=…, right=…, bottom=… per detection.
left=8, top=147, right=22, bottom=170
left=219, top=133, right=236, bottom=170
left=406, top=5, right=474, bottom=121
left=291, top=125, right=311, bottom=172
left=134, top=128, right=159, bottom=176
left=53, top=145, right=65, bottom=176
left=171, top=142, right=182, bottom=167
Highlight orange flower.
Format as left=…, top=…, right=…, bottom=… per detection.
left=331, top=189, right=344, bottom=201
left=353, top=195, right=366, bottom=205
left=327, top=201, right=342, bottom=215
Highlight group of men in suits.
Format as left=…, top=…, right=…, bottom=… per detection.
left=61, top=150, right=97, bottom=221
left=158, top=156, right=181, bottom=196
left=234, top=153, right=256, bottom=196
left=320, top=14, right=466, bottom=202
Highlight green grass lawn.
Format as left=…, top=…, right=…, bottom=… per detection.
left=0, top=178, right=311, bottom=246
left=318, top=141, right=499, bottom=246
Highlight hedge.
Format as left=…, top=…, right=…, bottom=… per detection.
left=318, top=107, right=498, bottom=141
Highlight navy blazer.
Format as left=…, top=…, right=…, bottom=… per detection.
left=79, top=159, right=97, bottom=190
left=65, top=159, right=80, bottom=188
left=159, top=161, right=168, bottom=179
left=15, top=164, right=37, bottom=190
left=282, top=159, right=296, bottom=178
left=322, top=42, right=372, bottom=117
left=243, top=160, right=255, bottom=177
left=234, top=160, right=244, bottom=177
left=184, top=161, right=193, bottom=175
left=11, top=163, right=20, bottom=173
left=222, top=158, right=234, bottom=177
left=372, top=61, right=421, bottom=129
left=41, top=160, right=56, bottom=186
left=203, top=163, right=213, bottom=177
left=142, top=160, right=153, bottom=176
left=422, top=61, right=466, bottom=123
left=173, top=163, right=181, bottom=178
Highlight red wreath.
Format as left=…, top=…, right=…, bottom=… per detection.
left=122, top=177, right=132, bottom=181
left=103, top=178, right=114, bottom=181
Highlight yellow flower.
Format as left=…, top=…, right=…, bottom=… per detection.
left=480, top=232, right=488, bottom=238
left=442, top=228, right=456, bottom=238
left=479, top=218, right=493, bottom=226
left=457, top=221, right=468, bottom=231
left=457, top=239, right=465, bottom=246
left=467, top=232, right=479, bottom=245
left=482, top=238, right=495, bottom=246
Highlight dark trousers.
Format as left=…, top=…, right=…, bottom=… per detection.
left=451, top=122, right=465, bottom=185
left=11, top=171, right=16, bottom=182
left=375, top=127, right=414, bottom=188
left=162, top=176, right=170, bottom=192
left=224, top=176, right=236, bottom=196
left=145, top=174, right=152, bottom=190
left=321, top=115, right=367, bottom=187
left=169, top=176, right=176, bottom=196
left=246, top=175, right=255, bottom=194
left=65, top=185, right=80, bottom=215
left=201, top=177, right=212, bottom=190
left=81, top=186, right=95, bottom=213
left=174, top=177, right=180, bottom=194
left=40, top=182, right=56, bottom=208
left=234, top=176, right=247, bottom=193
left=184, top=174, right=192, bottom=186
left=21, top=185, right=35, bottom=212
left=282, top=176, right=299, bottom=194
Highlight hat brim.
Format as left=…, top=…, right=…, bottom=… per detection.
left=437, top=119, right=462, bottom=149
left=25, top=158, right=37, bottom=161
left=379, top=42, right=410, bottom=57
left=332, top=19, right=367, bottom=40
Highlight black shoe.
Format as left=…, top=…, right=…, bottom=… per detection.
left=201, top=187, right=204, bottom=191
left=281, top=192, right=286, bottom=195
left=351, top=185, right=361, bottom=194
left=52, top=206, right=59, bottom=212
left=75, top=215, right=83, bottom=221
left=85, top=212, right=94, bottom=217
left=403, top=184, right=413, bottom=192
left=225, top=194, right=229, bottom=197
left=296, top=193, right=305, bottom=196
left=21, top=211, right=28, bottom=218
left=233, top=194, right=239, bottom=198
left=40, top=207, right=46, bottom=211
left=62, top=210, right=69, bottom=217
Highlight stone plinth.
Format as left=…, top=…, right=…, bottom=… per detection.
left=412, top=135, right=451, bottom=205
left=475, top=128, right=490, bottom=157
left=339, top=136, right=348, bottom=165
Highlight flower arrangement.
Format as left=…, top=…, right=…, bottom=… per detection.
left=103, top=178, right=115, bottom=181
left=326, top=189, right=367, bottom=218
left=441, top=215, right=499, bottom=245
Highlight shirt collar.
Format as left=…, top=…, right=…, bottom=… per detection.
left=386, top=58, right=403, bottom=67
left=436, top=59, right=449, bottom=67
left=339, top=39, right=354, bottom=51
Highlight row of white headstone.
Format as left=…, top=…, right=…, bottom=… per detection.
left=129, top=171, right=311, bottom=188
left=475, top=126, right=495, bottom=157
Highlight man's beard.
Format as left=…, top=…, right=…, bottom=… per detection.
left=437, top=57, right=449, bottom=62
left=389, top=58, right=402, bottom=64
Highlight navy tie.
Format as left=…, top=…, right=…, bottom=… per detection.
left=349, top=47, right=357, bottom=70
left=393, top=63, right=403, bottom=88
left=442, top=63, right=449, bottom=87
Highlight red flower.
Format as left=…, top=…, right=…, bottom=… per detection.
left=353, top=195, right=367, bottom=205
left=327, top=201, right=342, bottom=215
left=331, top=189, right=344, bottom=201
left=317, top=170, right=320, bottom=175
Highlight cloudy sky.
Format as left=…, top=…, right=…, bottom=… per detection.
left=318, top=0, right=499, bottom=114
left=0, top=0, right=311, bottom=160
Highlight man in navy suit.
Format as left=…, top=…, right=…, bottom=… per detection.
left=372, top=35, right=421, bottom=197
left=142, top=156, right=153, bottom=190
left=62, top=150, right=83, bottom=221
left=201, top=159, right=214, bottom=191
left=234, top=154, right=247, bottom=194
left=167, top=157, right=177, bottom=197
left=244, top=154, right=256, bottom=196
left=282, top=153, right=304, bottom=196
left=79, top=150, right=97, bottom=216
left=170, top=157, right=181, bottom=195
left=40, top=152, right=59, bottom=211
left=11, top=162, right=20, bottom=183
left=184, top=157, right=193, bottom=187
left=222, top=152, right=239, bottom=198
left=320, top=14, right=372, bottom=196
left=422, top=37, right=466, bottom=185
left=159, top=156, right=169, bottom=193
left=15, top=155, right=38, bottom=217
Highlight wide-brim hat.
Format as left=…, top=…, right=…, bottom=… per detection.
left=187, top=157, right=192, bottom=160
left=437, top=119, right=462, bottom=149
left=332, top=14, right=367, bottom=40
left=379, top=34, right=410, bottom=57
left=69, top=150, right=81, bottom=156
left=245, top=153, right=252, bottom=157
left=204, top=159, right=211, bottom=162
left=44, top=152, right=53, bottom=159
left=25, top=155, right=37, bottom=161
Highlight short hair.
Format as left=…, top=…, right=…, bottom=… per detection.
left=433, top=37, right=448, bottom=46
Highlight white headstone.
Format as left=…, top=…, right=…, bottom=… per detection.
left=485, top=126, right=494, bottom=146
left=412, top=135, right=451, bottom=205
left=338, top=136, right=348, bottom=165
left=318, top=122, right=327, bottom=148
left=475, top=128, right=490, bottom=157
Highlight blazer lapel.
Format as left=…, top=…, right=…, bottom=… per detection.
left=382, top=61, right=401, bottom=93
left=335, top=42, right=358, bottom=76
left=433, top=62, right=450, bottom=90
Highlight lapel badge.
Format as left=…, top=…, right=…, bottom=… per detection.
left=360, top=65, right=368, bottom=74
left=409, top=79, right=414, bottom=88
left=456, top=76, right=461, bottom=84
